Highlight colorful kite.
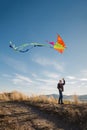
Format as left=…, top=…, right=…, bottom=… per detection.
left=9, top=35, right=66, bottom=54
left=48, top=35, right=66, bottom=53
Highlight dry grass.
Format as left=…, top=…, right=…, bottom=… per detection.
left=0, top=91, right=29, bottom=101
left=72, top=94, right=80, bottom=104
left=28, top=95, right=57, bottom=104
left=28, top=94, right=81, bottom=105
left=0, top=91, right=81, bottom=104
left=0, top=91, right=59, bottom=105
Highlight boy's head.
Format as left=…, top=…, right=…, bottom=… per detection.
left=59, top=80, right=62, bottom=83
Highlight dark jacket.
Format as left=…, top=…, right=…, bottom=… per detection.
left=57, top=80, right=65, bottom=92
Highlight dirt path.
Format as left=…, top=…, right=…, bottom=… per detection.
left=0, top=101, right=60, bottom=130
left=0, top=101, right=82, bottom=130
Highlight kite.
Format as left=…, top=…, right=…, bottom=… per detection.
left=48, top=35, right=66, bottom=53
left=9, top=34, right=66, bottom=54
left=9, top=41, right=53, bottom=53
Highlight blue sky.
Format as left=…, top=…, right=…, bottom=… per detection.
left=0, top=0, right=87, bottom=95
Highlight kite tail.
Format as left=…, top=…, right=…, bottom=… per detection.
left=19, top=49, right=29, bottom=53
left=19, top=46, right=34, bottom=53
left=9, top=42, right=15, bottom=49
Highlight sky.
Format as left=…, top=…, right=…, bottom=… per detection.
left=0, top=0, right=87, bottom=96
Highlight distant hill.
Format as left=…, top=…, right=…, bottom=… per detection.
left=46, top=94, right=87, bottom=101
left=79, top=95, right=87, bottom=101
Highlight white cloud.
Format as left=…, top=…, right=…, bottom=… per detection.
left=67, top=81, right=77, bottom=85
left=32, top=56, right=65, bottom=72
left=1, top=66, right=87, bottom=95
left=64, top=71, right=87, bottom=95
left=66, top=76, right=77, bottom=80
left=43, top=71, right=60, bottom=79
left=2, top=55, right=28, bottom=73
left=31, top=73, right=38, bottom=78
left=79, top=78, right=87, bottom=81
left=81, top=70, right=87, bottom=76
left=36, top=78, right=56, bottom=84
left=33, top=57, right=50, bottom=66
left=12, top=73, right=33, bottom=86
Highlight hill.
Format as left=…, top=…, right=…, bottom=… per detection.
left=0, top=100, right=87, bottom=130
left=46, top=94, right=87, bottom=101
left=0, top=91, right=87, bottom=130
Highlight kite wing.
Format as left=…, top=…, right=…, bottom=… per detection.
left=54, top=35, right=66, bottom=53
left=57, top=35, right=66, bottom=48
left=54, top=42, right=65, bottom=53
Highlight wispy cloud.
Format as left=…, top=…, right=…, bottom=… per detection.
left=36, top=78, right=56, bottom=84
left=80, top=70, right=87, bottom=77
left=2, top=55, right=28, bottom=73
left=79, top=78, right=87, bottom=81
left=32, top=56, right=65, bottom=72
left=65, top=71, right=87, bottom=95
left=12, top=73, right=33, bottom=86
left=11, top=72, right=58, bottom=95
left=67, top=81, right=77, bottom=85
left=31, top=73, right=38, bottom=78
left=66, top=76, right=77, bottom=80
left=43, top=71, right=60, bottom=79
left=1, top=67, right=87, bottom=95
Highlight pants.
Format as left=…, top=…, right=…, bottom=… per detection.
left=58, top=90, right=63, bottom=104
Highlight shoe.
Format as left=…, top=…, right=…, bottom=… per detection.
left=61, top=103, right=64, bottom=104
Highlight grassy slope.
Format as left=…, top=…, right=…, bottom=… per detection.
left=0, top=91, right=87, bottom=130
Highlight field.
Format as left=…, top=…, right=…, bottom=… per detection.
left=0, top=91, right=87, bottom=130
